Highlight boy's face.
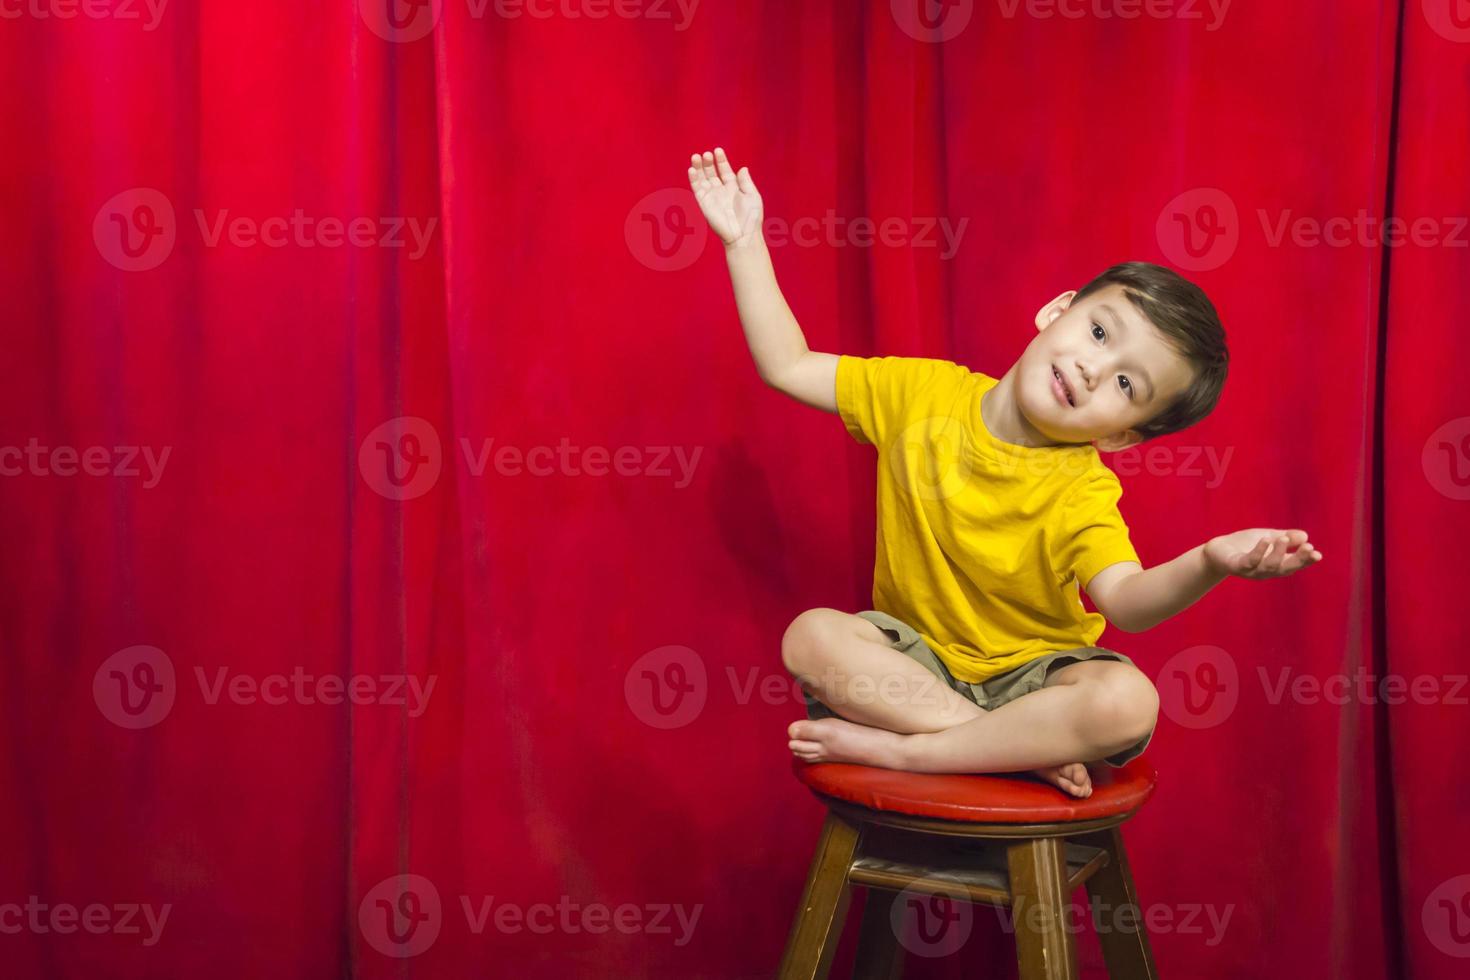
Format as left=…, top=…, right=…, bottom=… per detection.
left=1017, top=284, right=1197, bottom=452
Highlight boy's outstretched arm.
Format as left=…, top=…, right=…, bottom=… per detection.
left=1086, top=528, right=1325, bottom=634
left=688, top=146, right=839, bottom=414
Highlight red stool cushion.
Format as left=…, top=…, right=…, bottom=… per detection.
left=792, top=756, right=1157, bottom=824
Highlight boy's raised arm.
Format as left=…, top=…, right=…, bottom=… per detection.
left=1086, top=529, right=1324, bottom=633
left=689, top=147, right=839, bottom=414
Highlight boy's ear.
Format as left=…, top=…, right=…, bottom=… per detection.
left=1094, top=429, right=1143, bottom=454
left=1035, top=291, right=1077, bottom=331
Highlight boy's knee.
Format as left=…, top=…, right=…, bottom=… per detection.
left=780, top=607, right=846, bottom=675
left=1087, top=668, right=1160, bottom=745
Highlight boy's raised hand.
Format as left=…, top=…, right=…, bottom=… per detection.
left=1204, top=528, right=1323, bottom=580
left=688, top=147, right=763, bottom=247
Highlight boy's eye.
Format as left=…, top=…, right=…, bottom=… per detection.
left=1119, top=377, right=1134, bottom=399
left=1091, top=323, right=1105, bottom=341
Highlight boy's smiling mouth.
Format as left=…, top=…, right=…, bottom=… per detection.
left=1051, top=364, right=1076, bottom=407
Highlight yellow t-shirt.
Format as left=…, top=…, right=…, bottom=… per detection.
left=836, top=353, right=1140, bottom=684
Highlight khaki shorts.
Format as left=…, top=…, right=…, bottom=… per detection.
left=802, top=609, right=1154, bottom=768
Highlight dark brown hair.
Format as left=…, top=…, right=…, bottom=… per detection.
left=1073, top=261, right=1228, bottom=442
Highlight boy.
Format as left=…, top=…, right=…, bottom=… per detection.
left=688, top=147, right=1323, bottom=798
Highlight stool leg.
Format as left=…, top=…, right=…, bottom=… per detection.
left=1006, top=837, right=1079, bottom=980
left=851, top=888, right=905, bottom=980
left=1079, top=826, right=1158, bottom=979
left=778, top=812, right=862, bottom=980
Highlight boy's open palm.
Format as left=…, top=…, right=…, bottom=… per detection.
left=1204, top=528, right=1323, bottom=580
left=688, top=147, right=763, bottom=246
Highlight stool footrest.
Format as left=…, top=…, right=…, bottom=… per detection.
left=848, top=829, right=1110, bottom=907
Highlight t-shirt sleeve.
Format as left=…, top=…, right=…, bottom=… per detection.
left=835, top=354, right=968, bottom=448
left=1052, top=469, right=1141, bottom=589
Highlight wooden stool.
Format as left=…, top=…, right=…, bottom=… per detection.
left=778, top=756, right=1159, bottom=979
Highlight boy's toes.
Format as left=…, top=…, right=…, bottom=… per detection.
left=788, top=739, right=824, bottom=762
left=1031, top=762, right=1093, bottom=798
left=1062, top=764, right=1093, bottom=796
left=788, top=720, right=819, bottom=740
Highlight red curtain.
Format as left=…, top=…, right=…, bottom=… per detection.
left=0, top=1, right=1461, bottom=976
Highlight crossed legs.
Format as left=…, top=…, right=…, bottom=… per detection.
left=781, top=608, right=1160, bottom=798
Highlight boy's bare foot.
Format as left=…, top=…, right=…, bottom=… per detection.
left=1028, top=762, right=1093, bottom=798
left=787, top=718, right=908, bottom=770
left=788, top=719, right=1094, bottom=799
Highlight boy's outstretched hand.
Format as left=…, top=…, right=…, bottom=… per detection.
left=1204, top=528, right=1323, bottom=579
left=688, top=147, right=763, bottom=247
